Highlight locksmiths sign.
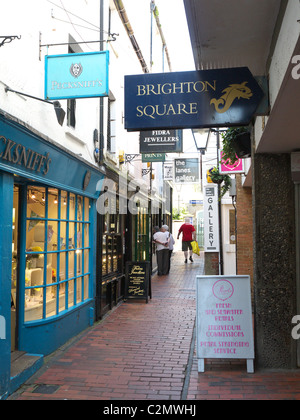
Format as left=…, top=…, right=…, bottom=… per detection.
left=45, top=51, right=109, bottom=100
left=125, top=67, right=264, bottom=131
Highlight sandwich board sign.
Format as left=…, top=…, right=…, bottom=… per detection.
left=196, top=275, right=255, bottom=373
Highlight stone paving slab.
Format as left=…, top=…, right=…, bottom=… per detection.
left=9, top=251, right=300, bottom=401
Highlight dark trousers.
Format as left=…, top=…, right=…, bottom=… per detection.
left=156, top=249, right=169, bottom=275
left=167, top=250, right=173, bottom=274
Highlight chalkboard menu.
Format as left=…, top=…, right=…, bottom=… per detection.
left=125, top=262, right=151, bottom=303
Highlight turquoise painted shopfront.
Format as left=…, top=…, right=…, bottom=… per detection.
left=0, top=113, right=105, bottom=398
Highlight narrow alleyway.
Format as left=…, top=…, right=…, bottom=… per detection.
left=10, top=252, right=300, bottom=401
left=10, top=251, right=201, bottom=400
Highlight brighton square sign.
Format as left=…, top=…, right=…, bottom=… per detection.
left=125, top=67, right=264, bottom=131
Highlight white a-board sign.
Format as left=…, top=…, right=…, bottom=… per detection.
left=196, top=276, right=255, bottom=373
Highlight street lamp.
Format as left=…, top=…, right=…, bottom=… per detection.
left=5, top=87, right=66, bottom=126
left=192, top=128, right=210, bottom=153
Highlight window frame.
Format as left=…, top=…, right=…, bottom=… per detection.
left=24, top=186, right=92, bottom=323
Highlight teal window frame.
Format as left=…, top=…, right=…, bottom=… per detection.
left=24, top=186, right=92, bottom=322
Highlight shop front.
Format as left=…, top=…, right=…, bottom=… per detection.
left=95, top=169, right=126, bottom=319
left=0, top=113, right=105, bottom=397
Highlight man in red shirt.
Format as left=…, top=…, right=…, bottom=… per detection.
left=177, top=218, right=196, bottom=263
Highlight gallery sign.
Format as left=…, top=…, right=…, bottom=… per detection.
left=203, top=185, right=219, bottom=253
left=196, top=275, right=255, bottom=373
left=174, top=158, right=199, bottom=184
left=45, top=51, right=109, bottom=100
left=125, top=67, right=264, bottom=131
left=140, top=130, right=183, bottom=153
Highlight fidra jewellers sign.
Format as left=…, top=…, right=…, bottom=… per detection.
left=125, top=67, right=264, bottom=131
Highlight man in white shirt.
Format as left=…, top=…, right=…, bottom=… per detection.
left=162, top=225, right=175, bottom=274
left=153, top=226, right=170, bottom=276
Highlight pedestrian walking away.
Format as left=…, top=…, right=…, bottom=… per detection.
left=153, top=226, right=170, bottom=275
left=177, top=218, right=196, bottom=264
left=162, top=224, right=175, bottom=274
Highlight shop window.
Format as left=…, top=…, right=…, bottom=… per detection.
left=135, top=206, right=149, bottom=261
left=102, top=195, right=122, bottom=278
left=24, top=187, right=91, bottom=322
left=107, top=95, right=116, bottom=153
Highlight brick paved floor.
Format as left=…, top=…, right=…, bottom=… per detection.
left=10, top=251, right=300, bottom=400
left=11, top=251, right=201, bottom=400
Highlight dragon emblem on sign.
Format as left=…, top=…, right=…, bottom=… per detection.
left=210, top=81, right=253, bottom=114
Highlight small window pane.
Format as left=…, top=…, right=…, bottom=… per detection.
left=84, top=198, right=90, bottom=221
left=69, top=194, right=76, bottom=220
left=61, top=191, right=68, bottom=219
left=48, top=190, right=58, bottom=219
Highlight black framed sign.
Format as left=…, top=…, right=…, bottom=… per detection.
left=125, top=261, right=151, bottom=303
left=174, top=158, right=200, bottom=184
left=140, top=130, right=183, bottom=153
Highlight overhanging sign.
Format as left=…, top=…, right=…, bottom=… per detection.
left=174, top=158, right=199, bottom=184
left=142, top=153, right=165, bottom=163
left=140, top=130, right=183, bottom=153
left=125, top=67, right=264, bottom=131
left=219, top=151, right=245, bottom=174
left=45, top=51, right=109, bottom=100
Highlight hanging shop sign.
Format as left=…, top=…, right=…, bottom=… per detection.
left=174, top=158, right=199, bottom=184
left=45, top=51, right=109, bottom=100
left=142, top=153, right=166, bottom=163
left=125, top=261, right=151, bottom=304
left=196, top=275, right=255, bottom=373
left=125, top=67, right=264, bottom=131
left=163, top=163, right=174, bottom=181
left=140, top=129, right=183, bottom=153
left=219, top=151, right=245, bottom=174
left=203, top=185, right=219, bottom=253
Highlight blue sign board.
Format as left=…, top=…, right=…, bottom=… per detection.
left=45, top=51, right=109, bottom=100
left=125, top=67, right=264, bottom=131
left=0, top=115, right=104, bottom=198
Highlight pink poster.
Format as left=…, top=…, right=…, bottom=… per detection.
left=219, top=151, right=245, bottom=174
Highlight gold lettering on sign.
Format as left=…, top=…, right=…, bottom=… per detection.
left=137, top=80, right=216, bottom=96
left=0, top=135, right=52, bottom=175
left=135, top=79, right=217, bottom=120
left=136, top=103, right=198, bottom=120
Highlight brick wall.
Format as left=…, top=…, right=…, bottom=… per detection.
left=204, top=252, right=219, bottom=275
left=236, top=175, right=253, bottom=282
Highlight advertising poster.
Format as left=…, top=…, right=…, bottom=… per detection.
left=196, top=275, right=255, bottom=373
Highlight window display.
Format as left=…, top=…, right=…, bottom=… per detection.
left=102, top=196, right=122, bottom=278
left=24, top=186, right=91, bottom=322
